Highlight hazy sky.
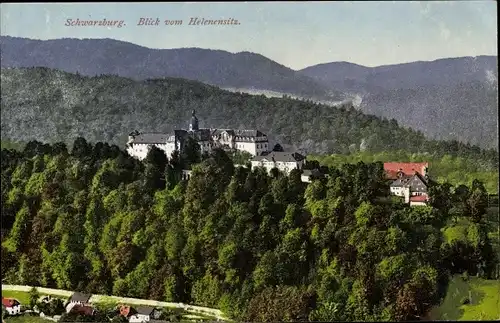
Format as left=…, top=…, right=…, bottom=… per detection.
left=0, top=1, right=497, bottom=70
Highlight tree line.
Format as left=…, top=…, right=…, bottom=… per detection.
left=1, top=137, right=496, bottom=321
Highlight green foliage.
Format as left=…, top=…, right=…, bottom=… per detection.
left=37, top=298, right=65, bottom=316
left=229, top=150, right=253, bottom=166
left=28, top=287, right=39, bottom=309
left=1, top=137, right=496, bottom=322
left=1, top=140, right=26, bottom=151
left=311, top=151, right=499, bottom=193
left=429, top=275, right=500, bottom=320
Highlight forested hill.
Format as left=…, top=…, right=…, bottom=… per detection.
left=1, top=67, right=497, bottom=169
left=1, top=141, right=496, bottom=321
left=0, top=36, right=342, bottom=101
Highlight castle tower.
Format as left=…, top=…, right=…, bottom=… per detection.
left=189, top=109, right=199, bottom=131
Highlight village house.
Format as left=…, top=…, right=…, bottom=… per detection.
left=2, top=297, right=21, bottom=315
left=250, top=151, right=306, bottom=175
left=65, top=292, right=92, bottom=313
left=127, top=110, right=270, bottom=160
left=300, top=168, right=326, bottom=183
left=384, top=162, right=430, bottom=206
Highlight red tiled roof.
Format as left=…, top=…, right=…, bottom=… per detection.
left=410, top=195, right=428, bottom=202
left=384, top=162, right=429, bottom=179
left=2, top=298, right=20, bottom=308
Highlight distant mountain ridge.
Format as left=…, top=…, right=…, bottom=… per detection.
left=0, top=36, right=343, bottom=101
left=298, top=56, right=498, bottom=149
left=298, top=56, right=498, bottom=93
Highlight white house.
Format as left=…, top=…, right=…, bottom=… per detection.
left=385, top=162, right=430, bottom=207
left=65, top=292, right=92, bottom=313
left=127, top=110, right=270, bottom=160
left=251, top=151, right=306, bottom=175
left=128, top=306, right=159, bottom=323
left=2, top=298, right=21, bottom=315
left=300, top=169, right=325, bottom=183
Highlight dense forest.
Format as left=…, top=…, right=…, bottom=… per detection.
left=1, top=67, right=498, bottom=170
left=1, top=138, right=496, bottom=321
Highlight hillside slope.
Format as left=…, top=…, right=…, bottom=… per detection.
left=1, top=67, right=497, bottom=168
left=299, top=57, right=499, bottom=149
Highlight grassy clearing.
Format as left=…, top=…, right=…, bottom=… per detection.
left=1, top=291, right=30, bottom=304
left=4, top=315, right=48, bottom=323
left=0, top=140, right=25, bottom=151
left=2, top=290, right=69, bottom=305
left=429, top=275, right=500, bottom=320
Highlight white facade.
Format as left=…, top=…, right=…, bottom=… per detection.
left=251, top=152, right=306, bottom=176
left=127, top=131, right=269, bottom=161
left=300, top=174, right=311, bottom=183
left=250, top=160, right=302, bottom=175
left=390, top=186, right=405, bottom=196
left=129, top=314, right=150, bottom=323
left=127, top=112, right=269, bottom=161
left=4, top=305, right=21, bottom=315
left=235, top=140, right=269, bottom=156
left=403, top=187, right=411, bottom=203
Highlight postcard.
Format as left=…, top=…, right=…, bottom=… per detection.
left=1, top=2, right=498, bottom=322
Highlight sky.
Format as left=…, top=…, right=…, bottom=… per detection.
left=0, top=1, right=497, bottom=70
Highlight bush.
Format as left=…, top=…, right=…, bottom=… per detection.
left=461, top=297, right=470, bottom=305
left=29, top=287, right=40, bottom=309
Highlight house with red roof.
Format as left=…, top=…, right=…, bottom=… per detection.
left=384, top=162, right=429, bottom=180
left=384, top=162, right=430, bottom=206
left=2, top=297, right=21, bottom=315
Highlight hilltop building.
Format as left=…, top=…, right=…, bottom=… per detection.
left=126, top=110, right=270, bottom=160
left=384, top=162, right=430, bottom=206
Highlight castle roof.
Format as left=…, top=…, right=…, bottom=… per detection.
left=129, top=133, right=172, bottom=144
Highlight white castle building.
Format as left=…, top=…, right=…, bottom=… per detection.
left=126, top=110, right=270, bottom=160
left=250, top=151, right=306, bottom=175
